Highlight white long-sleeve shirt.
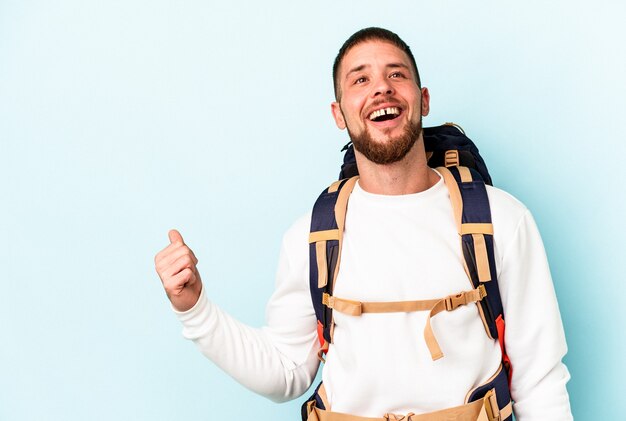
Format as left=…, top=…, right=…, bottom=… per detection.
left=175, top=174, right=572, bottom=420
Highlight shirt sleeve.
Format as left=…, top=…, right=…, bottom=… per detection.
left=498, top=210, right=573, bottom=420
left=173, top=215, right=320, bottom=402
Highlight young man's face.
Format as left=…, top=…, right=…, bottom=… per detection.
left=331, top=40, right=430, bottom=165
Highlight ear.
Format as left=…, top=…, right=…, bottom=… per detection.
left=420, top=87, right=430, bottom=117
left=331, top=101, right=346, bottom=130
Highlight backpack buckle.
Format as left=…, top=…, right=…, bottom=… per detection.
left=384, top=413, right=415, bottom=420
left=444, top=291, right=467, bottom=311
left=445, top=286, right=486, bottom=311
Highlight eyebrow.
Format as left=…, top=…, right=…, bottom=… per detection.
left=387, top=63, right=410, bottom=71
left=345, top=64, right=367, bottom=81
left=344, top=62, right=411, bottom=81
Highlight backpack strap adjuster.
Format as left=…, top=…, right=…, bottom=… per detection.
left=444, top=285, right=487, bottom=311
left=444, top=150, right=460, bottom=167
left=322, top=293, right=363, bottom=316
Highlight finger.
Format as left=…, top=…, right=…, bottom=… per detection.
left=165, top=253, right=197, bottom=278
left=155, top=240, right=188, bottom=267
left=168, top=229, right=184, bottom=245
left=190, top=248, right=198, bottom=265
left=165, top=267, right=197, bottom=295
left=157, top=244, right=198, bottom=270
left=155, top=241, right=177, bottom=264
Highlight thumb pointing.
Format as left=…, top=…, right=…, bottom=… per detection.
left=168, top=229, right=184, bottom=245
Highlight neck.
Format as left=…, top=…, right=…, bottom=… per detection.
left=355, top=134, right=439, bottom=195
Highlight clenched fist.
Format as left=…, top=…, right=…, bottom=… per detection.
left=155, top=229, right=203, bottom=312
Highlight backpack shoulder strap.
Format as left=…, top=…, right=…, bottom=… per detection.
left=437, top=166, right=512, bottom=382
left=309, top=176, right=358, bottom=353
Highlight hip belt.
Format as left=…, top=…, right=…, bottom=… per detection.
left=303, top=365, right=512, bottom=421
left=306, top=388, right=512, bottom=421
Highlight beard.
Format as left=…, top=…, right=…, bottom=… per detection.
left=347, top=116, right=423, bottom=165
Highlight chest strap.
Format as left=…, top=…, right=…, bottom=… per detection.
left=322, top=285, right=486, bottom=361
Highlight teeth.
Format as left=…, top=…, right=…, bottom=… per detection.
left=369, top=107, right=400, bottom=120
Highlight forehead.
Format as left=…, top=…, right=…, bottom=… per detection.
left=339, top=40, right=413, bottom=77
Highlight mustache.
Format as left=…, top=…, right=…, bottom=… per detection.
left=365, top=98, right=403, bottom=115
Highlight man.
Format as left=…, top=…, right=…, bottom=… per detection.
left=155, top=28, right=572, bottom=420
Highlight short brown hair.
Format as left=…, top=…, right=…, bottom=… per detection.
left=333, top=27, right=421, bottom=100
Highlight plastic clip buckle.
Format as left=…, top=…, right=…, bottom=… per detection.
left=445, top=292, right=467, bottom=311
left=384, top=414, right=414, bottom=421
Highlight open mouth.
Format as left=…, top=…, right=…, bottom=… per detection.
left=368, top=106, right=401, bottom=122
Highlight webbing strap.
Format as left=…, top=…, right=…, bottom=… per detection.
left=437, top=166, right=492, bottom=283
left=309, top=176, right=359, bottom=344
left=331, top=176, right=358, bottom=289
left=306, top=389, right=511, bottom=421
left=323, top=286, right=486, bottom=361
left=472, top=234, right=491, bottom=283
left=317, top=342, right=329, bottom=363
left=309, top=229, right=342, bottom=289
left=461, top=223, right=493, bottom=235
left=316, top=241, right=328, bottom=288
left=323, top=176, right=358, bottom=342
left=328, top=179, right=343, bottom=193
left=424, top=286, right=486, bottom=360
left=436, top=165, right=509, bottom=380
left=458, top=166, right=472, bottom=183
left=310, top=229, right=341, bottom=243
left=438, top=166, right=463, bottom=234
left=322, top=293, right=439, bottom=316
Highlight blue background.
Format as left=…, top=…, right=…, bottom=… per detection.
left=1, top=1, right=624, bottom=419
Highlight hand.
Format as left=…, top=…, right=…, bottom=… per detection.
left=155, top=229, right=203, bottom=312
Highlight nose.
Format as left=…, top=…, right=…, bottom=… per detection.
left=373, top=77, right=394, bottom=97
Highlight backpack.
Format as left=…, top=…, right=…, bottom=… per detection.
left=302, top=123, right=513, bottom=421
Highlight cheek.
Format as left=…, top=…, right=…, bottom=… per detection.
left=411, top=96, right=423, bottom=118
left=345, top=98, right=366, bottom=121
